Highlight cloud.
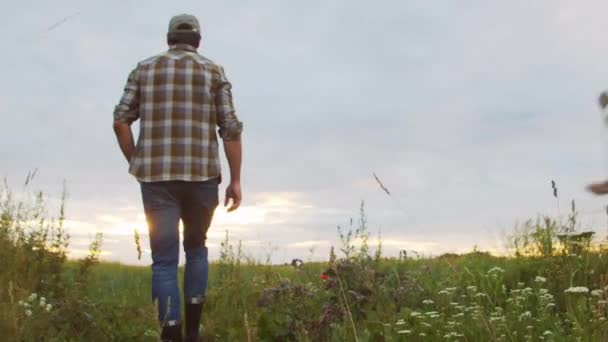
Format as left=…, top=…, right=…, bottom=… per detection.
left=4, top=1, right=608, bottom=264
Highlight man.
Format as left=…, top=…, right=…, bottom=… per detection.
left=588, top=92, right=608, bottom=194
left=113, top=14, right=243, bottom=342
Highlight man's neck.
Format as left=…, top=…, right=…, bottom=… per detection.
left=169, top=43, right=197, bottom=52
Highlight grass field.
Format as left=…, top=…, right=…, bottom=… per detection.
left=3, top=182, right=608, bottom=341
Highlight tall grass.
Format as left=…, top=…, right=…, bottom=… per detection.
left=2, top=178, right=608, bottom=341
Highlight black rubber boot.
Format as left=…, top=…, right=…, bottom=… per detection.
left=184, top=302, right=203, bottom=342
left=161, top=323, right=182, bottom=342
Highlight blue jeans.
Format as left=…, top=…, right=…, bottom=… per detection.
left=140, top=179, right=219, bottom=324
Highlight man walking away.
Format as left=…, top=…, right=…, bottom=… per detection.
left=113, top=14, right=243, bottom=342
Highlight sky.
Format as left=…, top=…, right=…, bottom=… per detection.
left=3, top=1, right=608, bottom=265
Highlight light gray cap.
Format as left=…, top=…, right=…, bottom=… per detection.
left=168, top=14, right=201, bottom=33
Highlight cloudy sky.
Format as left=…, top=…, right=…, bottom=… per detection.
left=3, top=1, right=608, bottom=265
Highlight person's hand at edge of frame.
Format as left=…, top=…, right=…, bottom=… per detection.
left=224, top=181, right=242, bottom=212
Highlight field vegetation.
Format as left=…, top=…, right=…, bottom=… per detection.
left=2, top=178, right=608, bottom=341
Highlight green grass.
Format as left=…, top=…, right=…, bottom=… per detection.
left=3, top=181, right=608, bottom=341
left=39, top=251, right=608, bottom=341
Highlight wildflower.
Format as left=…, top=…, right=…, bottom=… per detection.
left=410, top=311, right=421, bottom=317
left=591, top=289, right=604, bottom=297
left=45, top=304, right=52, bottom=312
left=321, top=274, right=329, bottom=281
left=474, top=292, right=487, bottom=298
left=564, top=286, right=589, bottom=294
left=397, top=330, right=411, bottom=334
left=438, top=290, right=449, bottom=295
left=17, top=300, right=24, bottom=306
left=395, top=319, right=406, bottom=325
left=543, top=331, right=553, bottom=336
left=466, top=286, right=478, bottom=292
left=487, top=266, right=505, bottom=274
left=422, top=299, right=434, bottom=305
left=422, top=322, right=432, bottom=328
left=419, top=332, right=427, bottom=336
left=28, top=293, right=37, bottom=302
left=25, top=309, right=32, bottom=317
left=535, top=276, right=546, bottom=283
left=518, top=311, right=532, bottom=322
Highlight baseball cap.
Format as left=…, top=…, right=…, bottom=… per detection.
left=168, top=14, right=201, bottom=34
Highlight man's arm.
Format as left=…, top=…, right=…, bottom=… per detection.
left=113, top=66, right=140, bottom=163
left=215, top=65, right=244, bottom=212
left=113, top=121, right=135, bottom=162
left=223, top=139, right=242, bottom=211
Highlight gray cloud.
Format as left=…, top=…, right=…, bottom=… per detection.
left=3, top=1, right=608, bottom=264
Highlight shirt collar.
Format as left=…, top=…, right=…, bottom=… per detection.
left=169, top=44, right=197, bottom=52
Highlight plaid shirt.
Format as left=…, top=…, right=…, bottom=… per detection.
left=114, top=44, right=243, bottom=182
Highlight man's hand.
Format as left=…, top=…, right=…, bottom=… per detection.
left=587, top=181, right=608, bottom=195
left=224, top=181, right=242, bottom=212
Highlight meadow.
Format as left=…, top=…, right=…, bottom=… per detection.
left=2, top=180, right=608, bottom=341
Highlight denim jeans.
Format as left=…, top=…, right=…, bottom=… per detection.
left=140, top=178, right=219, bottom=324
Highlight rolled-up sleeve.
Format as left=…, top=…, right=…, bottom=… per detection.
left=113, top=65, right=140, bottom=124
left=214, top=65, right=243, bottom=140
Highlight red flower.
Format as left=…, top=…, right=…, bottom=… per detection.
left=321, top=273, right=329, bottom=281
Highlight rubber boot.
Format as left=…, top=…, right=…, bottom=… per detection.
left=184, top=302, right=203, bottom=342
left=161, top=323, right=182, bottom=342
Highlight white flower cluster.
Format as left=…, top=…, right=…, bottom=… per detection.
left=18, top=292, right=52, bottom=317
left=564, top=286, right=589, bottom=294
left=487, top=266, right=505, bottom=275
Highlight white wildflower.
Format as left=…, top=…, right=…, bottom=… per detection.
left=45, top=304, right=52, bottom=312
left=543, top=330, right=552, bottom=335
left=518, top=311, right=532, bottom=322
left=422, top=299, right=434, bottom=305
left=591, top=289, right=604, bottom=297
left=395, top=320, right=406, bottom=325
left=487, top=266, right=505, bottom=274
left=25, top=309, right=32, bottom=317
left=438, top=290, right=449, bottom=295
left=564, top=286, right=589, bottom=294
left=535, top=276, right=546, bottom=283
left=17, top=300, right=24, bottom=306
left=410, top=311, right=421, bottom=317
left=28, top=293, right=37, bottom=302
left=397, top=330, right=411, bottom=334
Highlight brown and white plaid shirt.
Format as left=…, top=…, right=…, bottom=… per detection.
left=114, top=44, right=243, bottom=182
